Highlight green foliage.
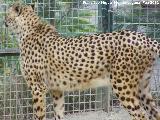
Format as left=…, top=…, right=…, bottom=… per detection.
left=0, top=56, right=21, bottom=75
left=0, top=30, right=18, bottom=49
left=113, top=3, right=160, bottom=41
left=35, top=0, right=96, bottom=36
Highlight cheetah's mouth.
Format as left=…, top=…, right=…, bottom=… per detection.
left=4, top=21, right=8, bottom=27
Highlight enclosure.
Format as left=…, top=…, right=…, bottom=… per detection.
left=0, top=0, right=160, bottom=120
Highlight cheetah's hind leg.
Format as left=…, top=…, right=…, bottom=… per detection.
left=110, top=71, right=148, bottom=120
left=110, top=58, right=148, bottom=120
left=138, top=67, right=160, bottom=120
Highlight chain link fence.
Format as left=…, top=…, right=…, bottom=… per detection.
left=0, top=0, right=160, bottom=120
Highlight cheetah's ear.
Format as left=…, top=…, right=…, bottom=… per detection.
left=13, top=3, right=22, bottom=16
left=30, top=4, right=35, bottom=11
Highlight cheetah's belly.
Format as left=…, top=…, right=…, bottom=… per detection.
left=81, top=75, right=111, bottom=90
left=46, top=73, right=111, bottom=91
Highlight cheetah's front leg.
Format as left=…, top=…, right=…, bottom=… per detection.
left=30, top=83, right=47, bottom=120
left=51, top=90, right=64, bottom=120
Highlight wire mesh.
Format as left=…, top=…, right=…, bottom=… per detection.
left=0, top=0, right=160, bottom=120
left=0, top=0, right=109, bottom=119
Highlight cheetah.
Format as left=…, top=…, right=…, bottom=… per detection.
left=5, top=3, right=160, bottom=120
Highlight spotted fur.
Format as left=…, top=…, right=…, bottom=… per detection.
left=5, top=3, right=160, bottom=120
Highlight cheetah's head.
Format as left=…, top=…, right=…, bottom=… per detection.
left=5, top=3, right=38, bottom=37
